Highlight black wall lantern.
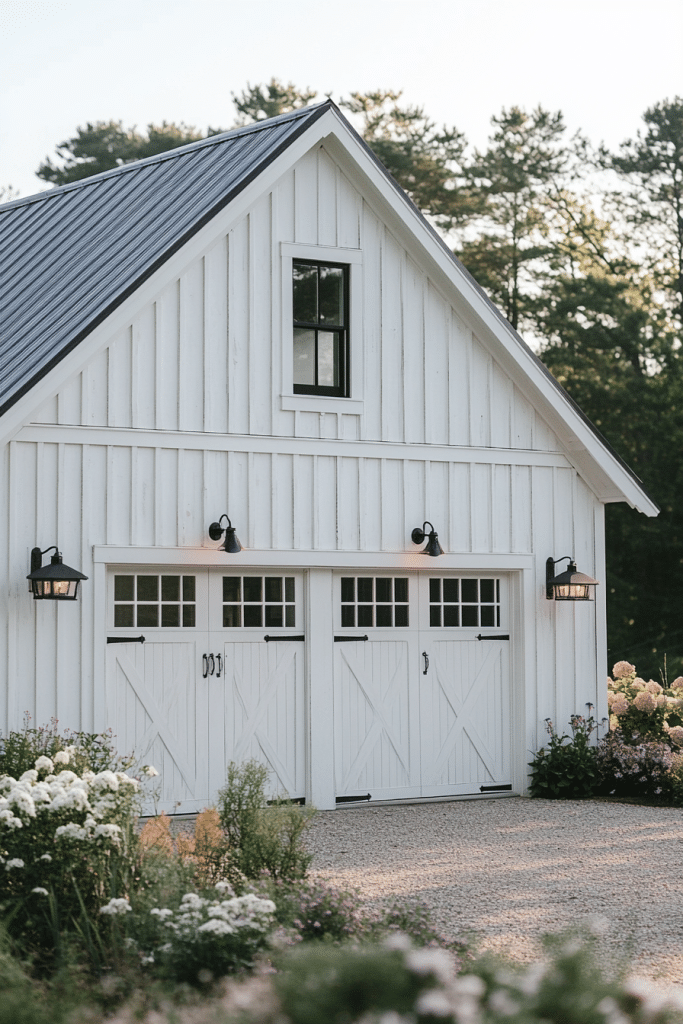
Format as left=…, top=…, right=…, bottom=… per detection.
left=411, top=521, right=444, bottom=557
left=27, top=546, right=88, bottom=601
left=546, top=556, right=599, bottom=601
left=208, top=515, right=242, bottom=553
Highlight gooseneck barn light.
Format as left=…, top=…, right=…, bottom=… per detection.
left=411, top=521, right=444, bottom=557
left=27, top=546, right=88, bottom=601
left=546, top=556, right=599, bottom=601
left=208, top=514, right=242, bottom=553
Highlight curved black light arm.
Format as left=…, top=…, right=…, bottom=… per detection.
left=410, top=521, right=444, bottom=557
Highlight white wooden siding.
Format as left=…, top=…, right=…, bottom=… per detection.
left=29, top=146, right=563, bottom=455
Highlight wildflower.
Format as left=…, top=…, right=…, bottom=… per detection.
left=415, top=988, right=453, bottom=1017
left=141, top=765, right=159, bottom=777
left=406, top=947, right=455, bottom=985
left=5, top=858, right=24, bottom=870
left=100, top=898, right=132, bottom=916
left=32, top=887, right=48, bottom=895
left=672, top=677, right=683, bottom=690
left=669, top=726, right=683, bottom=746
left=53, top=750, right=70, bottom=765
left=34, top=755, right=54, bottom=773
left=40, top=853, right=52, bottom=862
left=646, top=679, right=663, bottom=694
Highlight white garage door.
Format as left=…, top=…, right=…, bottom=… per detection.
left=333, top=574, right=511, bottom=801
left=106, top=569, right=305, bottom=813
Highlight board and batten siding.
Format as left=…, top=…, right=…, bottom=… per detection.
left=1, top=140, right=605, bottom=786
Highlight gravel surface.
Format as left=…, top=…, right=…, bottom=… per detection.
left=304, top=796, right=683, bottom=987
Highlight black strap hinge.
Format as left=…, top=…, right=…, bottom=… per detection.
left=336, top=793, right=372, bottom=803
left=476, top=634, right=510, bottom=641
left=264, top=635, right=305, bottom=642
left=107, top=636, right=146, bottom=644
left=334, top=635, right=369, bottom=642
left=480, top=784, right=512, bottom=793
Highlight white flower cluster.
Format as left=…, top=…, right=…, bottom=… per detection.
left=377, top=936, right=683, bottom=1024
left=150, top=888, right=276, bottom=943
left=0, top=761, right=139, bottom=834
left=100, top=897, right=132, bottom=916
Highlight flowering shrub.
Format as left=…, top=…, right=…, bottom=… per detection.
left=0, top=716, right=134, bottom=779
left=595, top=730, right=679, bottom=802
left=606, top=663, right=680, bottom=743
left=143, top=885, right=276, bottom=985
left=528, top=711, right=601, bottom=799
left=275, top=928, right=683, bottom=1024
left=0, top=748, right=140, bottom=956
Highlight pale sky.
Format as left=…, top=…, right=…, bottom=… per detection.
left=2, top=0, right=682, bottom=199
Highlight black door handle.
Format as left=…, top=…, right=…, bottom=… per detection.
left=208, top=653, right=215, bottom=676
left=215, top=653, right=222, bottom=678
left=423, top=651, right=429, bottom=675
left=202, top=654, right=209, bottom=678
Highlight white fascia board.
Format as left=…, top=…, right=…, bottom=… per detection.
left=0, top=112, right=343, bottom=449
left=94, top=545, right=534, bottom=571
left=319, top=112, right=659, bottom=518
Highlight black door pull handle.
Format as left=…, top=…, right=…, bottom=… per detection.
left=202, top=654, right=209, bottom=678
left=215, top=653, right=222, bottom=678
left=423, top=651, right=429, bottom=675
left=208, top=653, right=215, bottom=676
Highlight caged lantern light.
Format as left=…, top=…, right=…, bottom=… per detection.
left=411, top=521, right=444, bottom=557
left=208, top=514, right=242, bottom=553
left=546, top=556, right=599, bottom=601
left=27, top=546, right=88, bottom=601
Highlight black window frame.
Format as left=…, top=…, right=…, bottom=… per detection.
left=293, top=259, right=349, bottom=397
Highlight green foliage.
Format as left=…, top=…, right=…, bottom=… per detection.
left=275, top=943, right=427, bottom=1024
left=340, top=90, right=473, bottom=232
left=36, top=120, right=223, bottom=186
left=217, top=759, right=315, bottom=880
left=232, top=78, right=318, bottom=125
left=529, top=714, right=599, bottom=799
left=0, top=715, right=133, bottom=778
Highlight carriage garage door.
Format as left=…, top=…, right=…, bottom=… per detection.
left=333, top=573, right=511, bottom=801
left=105, top=569, right=305, bottom=813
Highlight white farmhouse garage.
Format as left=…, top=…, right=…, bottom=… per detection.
left=0, top=102, right=658, bottom=812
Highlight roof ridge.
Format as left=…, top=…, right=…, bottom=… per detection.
left=0, top=101, right=334, bottom=212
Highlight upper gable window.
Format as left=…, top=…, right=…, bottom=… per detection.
left=293, top=260, right=349, bottom=397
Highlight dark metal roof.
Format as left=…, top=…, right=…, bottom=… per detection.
left=0, top=102, right=330, bottom=416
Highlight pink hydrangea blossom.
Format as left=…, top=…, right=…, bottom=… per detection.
left=669, top=726, right=683, bottom=745
left=633, top=690, right=657, bottom=713
left=612, top=661, right=636, bottom=679
left=672, top=677, right=683, bottom=690
left=646, top=680, right=663, bottom=694
left=611, top=695, right=629, bottom=716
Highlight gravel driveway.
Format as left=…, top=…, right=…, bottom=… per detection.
left=305, top=796, right=683, bottom=987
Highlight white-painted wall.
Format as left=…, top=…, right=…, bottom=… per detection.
left=0, top=140, right=607, bottom=802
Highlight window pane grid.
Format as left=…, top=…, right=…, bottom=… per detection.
left=429, top=578, right=501, bottom=628
left=293, top=259, right=348, bottom=396
left=222, top=576, right=296, bottom=629
left=341, top=577, right=409, bottom=628
left=113, top=574, right=196, bottom=628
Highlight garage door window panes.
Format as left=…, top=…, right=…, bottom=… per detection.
left=341, top=577, right=409, bottom=627
left=113, top=574, right=196, bottom=627
left=222, top=576, right=296, bottom=628
left=429, top=578, right=500, bottom=627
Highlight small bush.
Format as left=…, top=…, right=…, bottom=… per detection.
left=595, top=730, right=677, bottom=802
left=529, top=713, right=599, bottom=798
left=139, top=808, right=243, bottom=889
left=0, top=715, right=133, bottom=779
left=217, top=760, right=315, bottom=880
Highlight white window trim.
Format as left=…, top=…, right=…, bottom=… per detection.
left=280, top=242, right=364, bottom=413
